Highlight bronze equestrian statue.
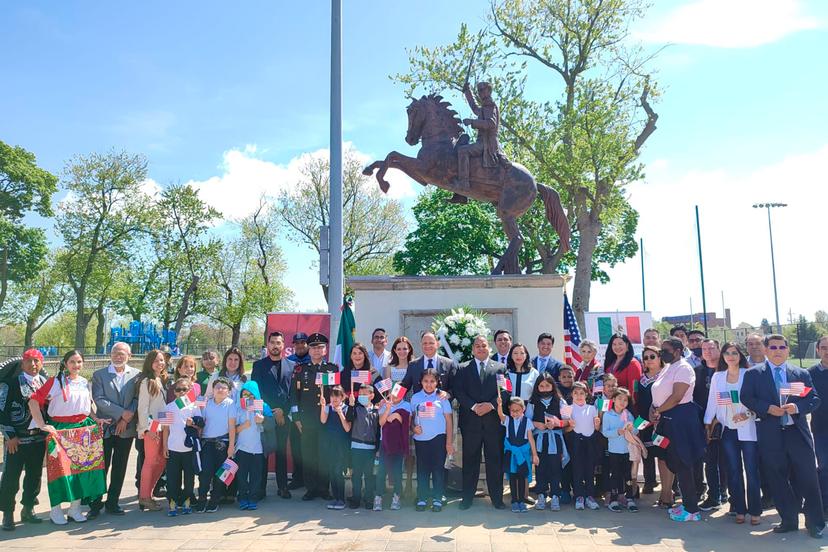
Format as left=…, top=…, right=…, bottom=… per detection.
left=363, top=82, right=571, bottom=275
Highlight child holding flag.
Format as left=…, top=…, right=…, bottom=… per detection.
left=346, top=384, right=380, bottom=509
left=319, top=386, right=350, bottom=510
left=196, top=377, right=236, bottom=513
left=600, top=388, right=640, bottom=512
left=568, top=382, right=601, bottom=510
left=529, top=373, right=569, bottom=511
left=234, top=381, right=272, bottom=511
left=374, top=386, right=411, bottom=511
left=496, top=393, right=539, bottom=513
left=162, top=378, right=203, bottom=516
left=411, top=368, right=453, bottom=512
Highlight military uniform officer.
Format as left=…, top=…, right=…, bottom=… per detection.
left=0, top=350, right=48, bottom=530
left=290, top=333, right=339, bottom=501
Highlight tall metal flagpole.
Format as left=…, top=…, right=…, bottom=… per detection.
left=639, top=238, right=646, bottom=311
left=695, top=206, right=709, bottom=335
left=329, top=0, right=344, bottom=338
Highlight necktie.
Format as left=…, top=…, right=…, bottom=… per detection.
left=500, top=355, right=506, bottom=364
left=773, top=367, right=790, bottom=426
left=427, top=359, right=434, bottom=370
left=539, top=358, right=547, bottom=371
left=479, top=361, right=486, bottom=382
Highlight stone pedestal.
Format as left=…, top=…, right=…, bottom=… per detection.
left=348, top=274, right=568, bottom=363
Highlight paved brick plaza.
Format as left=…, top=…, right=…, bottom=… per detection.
left=1, top=455, right=824, bottom=551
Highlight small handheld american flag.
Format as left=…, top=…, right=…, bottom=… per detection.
left=351, top=370, right=371, bottom=385
left=717, top=391, right=733, bottom=406
left=780, top=382, right=806, bottom=396
left=593, top=380, right=604, bottom=395
left=194, top=396, right=207, bottom=408
left=375, top=378, right=393, bottom=395
left=560, top=404, right=573, bottom=418
left=419, top=402, right=437, bottom=418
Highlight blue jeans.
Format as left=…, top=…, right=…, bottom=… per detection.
left=721, top=428, right=761, bottom=516
left=235, top=450, right=263, bottom=503
left=376, top=453, right=404, bottom=497
left=815, top=432, right=828, bottom=508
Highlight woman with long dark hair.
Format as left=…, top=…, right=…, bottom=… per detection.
left=136, top=350, right=169, bottom=511
left=207, top=347, right=247, bottom=400
left=638, top=345, right=674, bottom=505
left=506, top=343, right=539, bottom=402
left=705, top=342, right=760, bottom=525
left=28, top=350, right=107, bottom=525
left=385, top=336, right=414, bottom=383
left=604, top=334, right=643, bottom=411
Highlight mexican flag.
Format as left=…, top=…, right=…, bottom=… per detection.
left=215, top=458, right=239, bottom=485
left=596, top=397, right=612, bottom=412
left=652, top=434, right=670, bottom=448
left=175, top=387, right=197, bottom=409
left=333, top=295, right=356, bottom=369
left=633, top=416, right=651, bottom=430
left=390, top=383, right=407, bottom=401
left=316, top=372, right=341, bottom=386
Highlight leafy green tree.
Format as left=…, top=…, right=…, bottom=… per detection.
left=0, top=141, right=58, bottom=311
left=207, top=210, right=293, bottom=347
left=277, top=150, right=407, bottom=300
left=56, top=150, right=151, bottom=349
left=396, top=0, right=659, bottom=326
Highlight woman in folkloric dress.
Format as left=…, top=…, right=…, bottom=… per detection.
left=29, top=350, right=107, bottom=525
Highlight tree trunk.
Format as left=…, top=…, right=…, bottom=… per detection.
left=0, top=247, right=8, bottom=313
left=74, top=289, right=88, bottom=350
left=174, top=275, right=199, bottom=343
left=231, top=323, right=241, bottom=348
left=571, top=211, right=601, bottom=330
left=24, top=319, right=36, bottom=349
left=95, top=304, right=106, bottom=354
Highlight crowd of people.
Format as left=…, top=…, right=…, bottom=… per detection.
left=1, top=326, right=827, bottom=540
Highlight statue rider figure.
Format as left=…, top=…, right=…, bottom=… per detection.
left=452, top=81, right=506, bottom=203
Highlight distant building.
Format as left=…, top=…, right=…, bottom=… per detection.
left=662, top=309, right=732, bottom=329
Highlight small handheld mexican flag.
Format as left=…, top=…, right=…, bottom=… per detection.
left=633, top=416, right=650, bottom=430
left=596, top=397, right=612, bottom=412
left=315, top=372, right=341, bottom=386
left=175, top=387, right=198, bottom=409
left=496, top=373, right=513, bottom=392
left=390, top=382, right=407, bottom=401
left=652, top=433, right=670, bottom=449
left=215, top=458, right=239, bottom=485
left=375, top=378, right=393, bottom=395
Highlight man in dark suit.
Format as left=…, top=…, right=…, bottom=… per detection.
left=532, top=332, right=563, bottom=379
left=491, top=329, right=512, bottom=365
left=741, top=334, right=824, bottom=539
left=808, top=335, right=828, bottom=517
left=454, top=335, right=507, bottom=510
left=251, top=331, right=295, bottom=500
left=401, top=331, right=457, bottom=397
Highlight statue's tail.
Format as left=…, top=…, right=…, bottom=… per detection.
left=537, top=184, right=571, bottom=254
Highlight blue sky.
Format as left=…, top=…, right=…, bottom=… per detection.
left=3, top=0, right=827, bottom=328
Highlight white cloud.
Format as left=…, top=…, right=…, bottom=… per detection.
left=588, top=144, right=828, bottom=327
left=185, top=143, right=416, bottom=220
left=637, top=0, right=821, bottom=48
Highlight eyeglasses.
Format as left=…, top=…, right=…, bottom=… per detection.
left=767, top=345, right=787, bottom=350
left=174, top=387, right=189, bottom=393
left=642, top=354, right=658, bottom=360
left=723, top=350, right=740, bottom=356
left=688, top=338, right=703, bottom=343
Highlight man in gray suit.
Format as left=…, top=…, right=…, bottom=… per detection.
left=401, top=331, right=457, bottom=397
left=89, top=342, right=140, bottom=517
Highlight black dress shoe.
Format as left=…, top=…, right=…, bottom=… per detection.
left=458, top=501, right=471, bottom=510
left=492, top=502, right=506, bottom=510
left=302, top=492, right=316, bottom=501
left=2, top=512, right=14, bottom=531
left=808, top=526, right=825, bottom=539
left=105, top=505, right=126, bottom=515
left=278, top=489, right=292, bottom=499
left=86, top=508, right=101, bottom=519
left=772, top=524, right=798, bottom=534
left=20, top=507, right=42, bottom=524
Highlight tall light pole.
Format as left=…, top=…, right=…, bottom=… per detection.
left=329, top=0, right=344, bottom=338
left=752, top=202, right=787, bottom=333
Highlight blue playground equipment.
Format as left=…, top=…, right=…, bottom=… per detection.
left=107, top=321, right=177, bottom=354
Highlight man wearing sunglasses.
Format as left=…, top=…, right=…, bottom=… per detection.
left=741, top=334, right=824, bottom=539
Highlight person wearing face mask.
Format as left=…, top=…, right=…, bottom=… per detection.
left=529, top=372, right=569, bottom=512
left=345, top=385, right=380, bottom=510
left=649, top=337, right=706, bottom=522
left=685, top=330, right=705, bottom=369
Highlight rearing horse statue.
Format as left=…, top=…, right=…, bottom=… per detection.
left=363, top=93, right=571, bottom=274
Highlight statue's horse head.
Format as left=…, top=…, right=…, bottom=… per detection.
left=405, top=94, right=463, bottom=146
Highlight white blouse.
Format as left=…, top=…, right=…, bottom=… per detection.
left=39, top=376, right=92, bottom=418
left=704, top=369, right=757, bottom=442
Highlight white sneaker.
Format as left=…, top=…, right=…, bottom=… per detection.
left=373, top=496, right=383, bottom=511
left=390, top=494, right=401, bottom=511
left=535, top=493, right=546, bottom=510
left=50, top=506, right=67, bottom=525
left=575, top=497, right=585, bottom=510
left=67, top=500, right=86, bottom=523
left=550, top=495, right=561, bottom=511
left=585, top=497, right=600, bottom=510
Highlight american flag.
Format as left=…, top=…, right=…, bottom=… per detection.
left=717, top=391, right=734, bottom=405
left=560, top=404, right=573, bottom=418
left=419, top=402, right=437, bottom=418
left=563, top=295, right=583, bottom=366
left=375, top=378, right=393, bottom=395
left=351, top=370, right=371, bottom=385
left=780, top=382, right=805, bottom=396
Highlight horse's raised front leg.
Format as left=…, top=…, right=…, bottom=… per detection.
left=362, top=151, right=427, bottom=194
left=492, top=214, right=523, bottom=275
